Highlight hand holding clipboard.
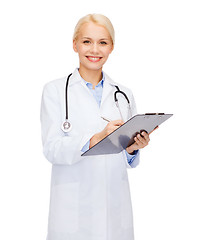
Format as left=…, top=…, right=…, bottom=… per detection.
left=82, top=113, right=173, bottom=156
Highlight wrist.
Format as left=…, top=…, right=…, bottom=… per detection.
left=89, top=132, right=104, bottom=148
left=126, top=146, right=136, bottom=155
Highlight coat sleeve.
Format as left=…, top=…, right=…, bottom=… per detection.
left=123, top=90, right=140, bottom=169
left=40, top=82, right=96, bottom=165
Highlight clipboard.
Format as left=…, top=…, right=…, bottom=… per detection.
left=81, top=113, right=173, bottom=156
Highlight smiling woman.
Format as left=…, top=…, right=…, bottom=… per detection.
left=73, top=15, right=114, bottom=88
left=41, top=13, right=151, bottom=240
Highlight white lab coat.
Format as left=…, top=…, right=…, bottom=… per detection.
left=40, top=68, right=140, bottom=240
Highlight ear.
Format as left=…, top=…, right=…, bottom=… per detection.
left=73, top=39, right=78, bottom=53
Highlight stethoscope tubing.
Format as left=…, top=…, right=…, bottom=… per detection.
left=62, top=73, right=131, bottom=132
left=65, top=73, right=72, bottom=120
left=114, top=86, right=130, bottom=104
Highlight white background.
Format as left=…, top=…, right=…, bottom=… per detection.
left=0, top=0, right=213, bottom=239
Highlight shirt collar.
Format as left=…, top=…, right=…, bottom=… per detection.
left=68, top=68, right=116, bottom=87
left=79, top=69, right=105, bottom=89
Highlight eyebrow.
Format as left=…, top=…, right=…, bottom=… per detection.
left=82, top=37, right=110, bottom=41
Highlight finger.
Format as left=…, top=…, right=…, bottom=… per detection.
left=135, top=135, right=146, bottom=147
left=140, top=131, right=150, bottom=142
left=113, top=125, right=121, bottom=131
left=136, top=134, right=148, bottom=146
left=109, top=124, right=121, bottom=133
left=134, top=136, right=140, bottom=146
left=111, top=119, right=124, bottom=126
left=107, top=125, right=120, bottom=134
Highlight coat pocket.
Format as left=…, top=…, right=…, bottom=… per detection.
left=49, top=182, right=79, bottom=233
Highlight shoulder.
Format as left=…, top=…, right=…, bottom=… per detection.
left=42, top=68, right=82, bottom=93
left=43, top=77, right=66, bottom=91
left=42, top=77, right=67, bottom=97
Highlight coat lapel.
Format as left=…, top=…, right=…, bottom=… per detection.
left=101, top=72, right=117, bottom=107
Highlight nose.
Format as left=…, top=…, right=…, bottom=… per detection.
left=90, top=43, right=99, bottom=55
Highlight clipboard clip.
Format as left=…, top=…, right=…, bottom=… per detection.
left=145, top=113, right=165, bottom=115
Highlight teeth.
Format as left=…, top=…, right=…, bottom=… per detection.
left=88, top=57, right=100, bottom=60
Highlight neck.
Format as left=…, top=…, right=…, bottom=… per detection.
left=78, top=65, right=103, bottom=89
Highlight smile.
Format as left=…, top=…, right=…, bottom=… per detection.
left=86, top=56, right=102, bottom=63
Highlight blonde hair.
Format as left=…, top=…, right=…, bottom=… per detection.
left=73, top=14, right=115, bottom=45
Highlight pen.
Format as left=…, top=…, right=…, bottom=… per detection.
left=101, top=116, right=112, bottom=122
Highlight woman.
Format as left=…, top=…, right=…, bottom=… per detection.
left=41, top=14, right=150, bottom=240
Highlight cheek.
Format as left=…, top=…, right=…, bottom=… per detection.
left=76, top=44, right=88, bottom=55
left=102, top=47, right=113, bottom=57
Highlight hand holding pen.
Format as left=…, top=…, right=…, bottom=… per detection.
left=101, top=117, right=124, bottom=136
left=89, top=117, right=124, bottom=149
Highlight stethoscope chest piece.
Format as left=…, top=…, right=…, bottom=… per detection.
left=61, top=119, right=72, bottom=133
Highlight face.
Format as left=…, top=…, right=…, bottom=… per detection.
left=73, top=22, right=113, bottom=72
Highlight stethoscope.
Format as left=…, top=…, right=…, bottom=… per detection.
left=61, top=73, right=132, bottom=133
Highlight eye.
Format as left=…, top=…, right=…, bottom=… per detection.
left=100, top=41, right=107, bottom=45
left=83, top=40, right=90, bottom=44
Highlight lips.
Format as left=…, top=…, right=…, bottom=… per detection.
left=86, top=56, right=102, bottom=63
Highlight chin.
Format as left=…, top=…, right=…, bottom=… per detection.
left=83, top=63, right=105, bottom=71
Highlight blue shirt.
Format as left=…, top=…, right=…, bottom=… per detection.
left=81, top=72, right=137, bottom=165
left=84, top=75, right=104, bottom=107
